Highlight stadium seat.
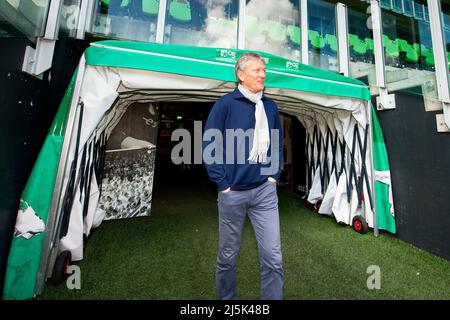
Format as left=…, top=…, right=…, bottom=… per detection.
left=397, top=38, right=420, bottom=63
left=169, top=0, right=192, bottom=23
left=287, top=25, right=300, bottom=46
left=348, top=34, right=367, bottom=56
left=324, top=34, right=337, bottom=53
left=308, top=30, right=325, bottom=50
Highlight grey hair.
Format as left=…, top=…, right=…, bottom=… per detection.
left=235, top=52, right=266, bottom=84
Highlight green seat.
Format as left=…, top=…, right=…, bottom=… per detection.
left=308, top=30, right=325, bottom=50
left=287, top=25, right=300, bottom=45
left=365, top=38, right=374, bottom=51
left=349, top=34, right=367, bottom=55
left=143, top=0, right=159, bottom=16
left=397, top=38, right=419, bottom=63
left=324, top=34, right=337, bottom=53
left=266, top=20, right=287, bottom=43
left=382, top=35, right=400, bottom=59
left=102, top=0, right=130, bottom=15
left=420, top=45, right=435, bottom=67
left=169, top=0, right=191, bottom=23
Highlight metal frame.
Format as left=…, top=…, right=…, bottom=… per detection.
left=367, top=101, right=379, bottom=236
left=155, top=0, right=168, bottom=43
left=427, top=0, right=450, bottom=130
left=22, top=0, right=63, bottom=78
left=300, top=0, right=309, bottom=65
left=237, top=0, right=246, bottom=50
left=35, top=55, right=87, bottom=295
left=336, top=2, right=349, bottom=76
left=84, top=0, right=97, bottom=36
left=75, top=0, right=91, bottom=39
left=370, top=0, right=396, bottom=110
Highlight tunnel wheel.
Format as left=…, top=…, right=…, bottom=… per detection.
left=352, top=215, right=368, bottom=234
left=304, top=199, right=315, bottom=210
left=51, top=250, right=72, bottom=285
left=315, top=200, right=322, bottom=211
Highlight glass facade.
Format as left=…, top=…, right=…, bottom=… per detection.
left=59, top=0, right=82, bottom=38
left=90, top=0, right=159, bottom=42
left=164, top=0, right=239, bottom=49
left=0, top=0, right=50, bottom=38
left=347, top=2, right=376, bottom=85
left=381, top=0, right=437, bottom=99
left=2, top=0, right=450, bottom=105
left=245, top=0, right=300, bottom=60
left=307, top=0, right=338, bottom=72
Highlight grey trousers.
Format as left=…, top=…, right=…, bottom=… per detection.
left=216, top=180, right=284, bottom=300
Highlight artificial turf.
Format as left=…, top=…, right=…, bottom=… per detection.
left=39, top=171, right=450, bottom=300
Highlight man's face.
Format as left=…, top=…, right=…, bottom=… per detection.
left=238, top=58, right=266, bottom=93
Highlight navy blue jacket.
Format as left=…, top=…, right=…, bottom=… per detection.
left=203, top=88, right=283, bottom=191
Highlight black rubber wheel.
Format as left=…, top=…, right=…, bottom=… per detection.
left=352, top=215, right=368, bottom=234
left=304, top=200, right=315, bottom=210
left=315, top=200, right=322, bottom=211
left=51, top=250, right=72, bottom=285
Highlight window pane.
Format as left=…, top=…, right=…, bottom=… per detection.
left=245, top=0, right=300, bottom=61
left=164, top=0, right=239, bottom=49
left=347, top=3, right=376, bottom=86
left=0, top=0, right=50, bottom=38
left=307, top=0, right=337, bottom=72
left=59, top=0, right=81, bottom=38
left=380, top=0, right=392, bottom=10
left=392, top=0, right=403, bottom=13
left=90, top=0, right=159, bottom=42
left=381, top=0, right=437, bottom=101
left=404, top=0, right=413, bottom=17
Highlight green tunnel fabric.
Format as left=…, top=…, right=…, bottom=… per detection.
left=3, top=71, right=78, bottom=300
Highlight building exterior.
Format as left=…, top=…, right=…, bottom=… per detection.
left=1, top=0, right=450, bottom=295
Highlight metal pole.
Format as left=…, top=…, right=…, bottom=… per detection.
left=300, top=0, right=309, bottom=65
left=155, top=0, right=168, bottom=43
left=367, top=101, right=379, bottom=237
left=336, top=3, right=349, bottom=76
left=237, top=0, right=246, bottom=49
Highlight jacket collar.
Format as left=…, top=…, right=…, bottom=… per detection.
left=230, top=87, right=267, bottom=101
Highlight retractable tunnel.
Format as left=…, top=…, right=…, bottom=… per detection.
left=3, top=40, right=395, bottom=300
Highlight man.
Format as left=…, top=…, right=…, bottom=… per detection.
left=203, top=52, right=284, bottom=300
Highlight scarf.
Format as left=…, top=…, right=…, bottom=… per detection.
left=238, top=84, right=270, bottom=163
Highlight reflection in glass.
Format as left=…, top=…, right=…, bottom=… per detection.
left=347, top=4, right=375, bottom=86
left=0, top=0, right=50, bottom=38
left=307, top=0, right=337, bottom=72
left=59, top=0, right=81, bottom=38
left=90, top=0, right=159, bottom=42
left=164, top=0, right=239, bottom=49
left=245, top=0, right=300, bottom=61
left=381, top=1, right=437, bottom=103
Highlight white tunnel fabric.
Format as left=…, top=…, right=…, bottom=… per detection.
left=79, top=66, right=121, bottom=151
left=60, top=183, right=84, bottom=261
left=307, top=169, right=323, bottom=204
left=318, top=169, right=337, bottom=215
